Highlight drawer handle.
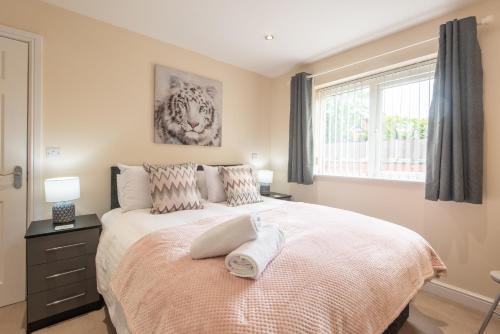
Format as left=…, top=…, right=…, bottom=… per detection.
left=45, top=242, right=86, bottom=252
left=45, top=267, right=87, bottom=279
left=46, top=292, right=86, bottom=307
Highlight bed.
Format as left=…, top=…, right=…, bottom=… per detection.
left=96, top=166, right=444, bottom=334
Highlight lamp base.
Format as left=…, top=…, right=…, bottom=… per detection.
left=259, top=184, right=271, bottom=195
left=52, top=201, right=75, bottom=224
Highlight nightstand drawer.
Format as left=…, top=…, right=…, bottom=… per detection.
left=27, top=228, right=99, bottom=266
left=28, top=279, right=99, bottom=322
left=28, top=254, right=96, bottom=294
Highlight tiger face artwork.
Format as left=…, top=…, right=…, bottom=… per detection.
left=154, top=66, right=222, bottom=146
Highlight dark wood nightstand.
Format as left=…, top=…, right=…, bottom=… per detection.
left=24, top=214, right=103, bottom=333
left=261, top=192, right=292, bottom=201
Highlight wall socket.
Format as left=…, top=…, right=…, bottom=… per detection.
left=46, top=147, right=61, bottom=158
left=251, top=152, right=259, bottom=161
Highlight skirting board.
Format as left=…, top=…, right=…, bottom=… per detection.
left=423, top=279, right=499, bottom=317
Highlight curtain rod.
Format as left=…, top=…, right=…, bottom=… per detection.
left=307, top=15, right=494, bottom=80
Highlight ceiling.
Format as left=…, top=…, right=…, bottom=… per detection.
left=43, top=0, right=477, bottom=77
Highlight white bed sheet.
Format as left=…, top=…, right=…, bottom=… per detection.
left=96, top=197, right=287, bottom=333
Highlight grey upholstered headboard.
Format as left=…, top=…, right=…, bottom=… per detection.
left=110, top=164, right=239, bottom=210
left=110, top=166, right=121, bottom=210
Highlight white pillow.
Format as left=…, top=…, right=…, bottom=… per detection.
left=116, top=174, right=123, bottom=206
left=116, top=164, right=152, bottom=212
left=203, top=165, right=226, bottom=203
left=117, top=163, right=143, bottom=172
left=196, top=170, right=208, bottom=200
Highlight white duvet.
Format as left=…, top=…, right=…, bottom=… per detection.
left=96, top=197, right=287, bottom=333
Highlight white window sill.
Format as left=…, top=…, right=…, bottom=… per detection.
left=313, top=174, right=425, bottom=185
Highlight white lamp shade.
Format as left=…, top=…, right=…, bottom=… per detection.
left=257, top=170, right=273, bottom=184
left=44, top=177, right=80, bottom=203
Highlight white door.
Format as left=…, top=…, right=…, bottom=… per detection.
left=0, top=36, right=28, bottom=307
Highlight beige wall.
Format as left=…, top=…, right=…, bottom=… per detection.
left=0, top=0, right=272, bottom=218
left=270, top=0, right=500, bottom=298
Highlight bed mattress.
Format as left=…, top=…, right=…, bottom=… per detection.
left=96, top=198, right=443, bottom=333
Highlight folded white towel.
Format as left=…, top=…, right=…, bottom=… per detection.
left=225, top=224, right=285, bottom=279
left=190, top=214, right=261, bottom=259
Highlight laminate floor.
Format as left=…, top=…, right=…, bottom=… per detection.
left=0, top=291, right=498, bottom=333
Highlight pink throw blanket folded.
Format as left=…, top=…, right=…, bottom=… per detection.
left=111, top=202, right=446, bottom=334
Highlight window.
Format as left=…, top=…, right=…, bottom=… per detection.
left=314, top=59, right=436, bottom=181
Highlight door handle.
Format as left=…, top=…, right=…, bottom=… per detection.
left=0, top=166, right=22, bottom=189
left=13, top=166, right=22, bottom=189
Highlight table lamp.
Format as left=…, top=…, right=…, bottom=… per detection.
left=44, top=177, right=80, bottom=224
left=257, top=170, right=273, bottom=195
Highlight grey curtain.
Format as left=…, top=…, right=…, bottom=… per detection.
left=426, top=16, right=484, bottom=204
left=288, top=72, right=314, bottom=185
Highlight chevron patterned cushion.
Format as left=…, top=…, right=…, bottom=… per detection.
left=143, top=163, right=203, bottom=214
left=219, top=166, right=263, bottom=207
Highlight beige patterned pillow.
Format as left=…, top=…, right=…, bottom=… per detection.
left=143, top=163, right=203, bottom=214
left=219, top=166, right=263, bottom=207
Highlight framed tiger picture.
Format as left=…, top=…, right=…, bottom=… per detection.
left=154, top=65, right=222, bottom=146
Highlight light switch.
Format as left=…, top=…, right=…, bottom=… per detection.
left=46, top=147, right=61, bottom=158
left=251, top=153, right=259, bottom=161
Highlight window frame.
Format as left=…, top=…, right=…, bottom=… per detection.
left=313, top=57, right=437, bottom=182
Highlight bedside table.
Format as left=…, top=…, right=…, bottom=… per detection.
left=261, top=192, right=292, bottom=201
left=24, top=214, right=103, bottom=333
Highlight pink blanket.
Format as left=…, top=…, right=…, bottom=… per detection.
left=110, top=203, right=446, bottom=334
